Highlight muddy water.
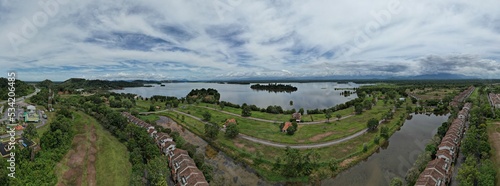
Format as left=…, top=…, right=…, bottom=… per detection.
left=321, top=114, right=449, bottom=186
left=156, top=116, right=270, bottom=186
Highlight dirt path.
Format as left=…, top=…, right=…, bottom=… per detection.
left=57, top=122, right=98, bottom=186
left=488, top=121, right=500, bottom=184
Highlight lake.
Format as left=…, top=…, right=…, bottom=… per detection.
left=321, top=113, right=449, bottom=186
left=112, top=82, right=361, bottom=110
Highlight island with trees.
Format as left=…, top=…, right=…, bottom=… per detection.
left=250, top=83, right=298, bottom=93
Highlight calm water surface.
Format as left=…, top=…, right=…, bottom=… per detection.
left=112, top=82, right=361, bottom=110
left=321, top=114, right=449, bottom=186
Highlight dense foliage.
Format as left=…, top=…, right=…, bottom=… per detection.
left=457, top=86, right=497, bottom=186
left=55, top=78, right=144, bottom=92
left=272, top=147, right=319, bottom=178
left=186, top=88, right=220, bottom=104
left=1, top=109, right=75, bottom=185
left=0, top=78, right=34, bottom=100
left=250, top=83, right=298, bottom=93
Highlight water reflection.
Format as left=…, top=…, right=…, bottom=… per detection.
left=321, top=114, right=449, bottom=186
left=112, top=82, right=361, bottom=110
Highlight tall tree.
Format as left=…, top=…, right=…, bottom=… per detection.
left=204, top=124, right=219, bottom=139
left=241, top=105, right=252, bottom=117
left=146, top=156, right=170, bottom=186
left=225, top=123, right=239, bottom=139
left=202, top=111, right=212, bottom=121
left=325, top=110, right=332, bottom=122
left=367, top=118, right=379, bottom=131
left=22, top=123, right=38, bottom=140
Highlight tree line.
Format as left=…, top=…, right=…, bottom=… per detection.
left=0, top=109, right=75, bottom=185
left=250, top=83, right=298, bottom=93
left=0, top=78, right=34, bottom=100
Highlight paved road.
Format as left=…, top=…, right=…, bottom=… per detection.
left=0, top=87, right=44, bottom=139
left=169, top=109, right=368, bottom=149
left=196, top=106, right=355, bottom=124
left=141, top=106, right=354, bottom=125
left=0, top=87, right=40, bottom=105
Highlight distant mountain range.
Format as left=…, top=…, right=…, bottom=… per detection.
left=207, top=73, right=479, bottom=82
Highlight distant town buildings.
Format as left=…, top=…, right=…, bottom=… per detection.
left=488, top=92, right=500, bottom=109
left=449, top=86, right=475, bottom=107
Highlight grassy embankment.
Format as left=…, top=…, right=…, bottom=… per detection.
left=194, top=102, right=355, bottom=122
left=175, top=99, right=393, bottom=144
left=156, top=101, right=409, bottom=182
left=54, top=111, right=131, bottom=185
left=486, top=119, right=500, bottom=185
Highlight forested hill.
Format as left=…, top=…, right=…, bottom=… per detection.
left=0, top=77, right=34, bottom=100
left=55, top=78, right=144, bottom=92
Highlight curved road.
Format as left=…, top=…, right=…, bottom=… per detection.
left=0, top=87, right=45, bottom=139
left=167, top=109, right=369, bottom=149
left=143, top=106, right=354, bottom=125
left=195, top=106, right=355, bottom=124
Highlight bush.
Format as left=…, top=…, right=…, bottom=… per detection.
left=225, top=124, right=239, bottom=139
left=390, top=177, right=403, bottom=186
left=374, top=136, right=380, bottom=144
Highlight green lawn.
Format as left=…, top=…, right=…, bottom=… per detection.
left=156, top=103, right=407, bottom=182
left=176, top=100, right=394, bottom=144
left=135, top=99, right=167, bottom=112
left=55, top=111, right=131, bottom=186
left=93, top=113, right=132, bottom=186
left=193, top=102, right=355, bottom=122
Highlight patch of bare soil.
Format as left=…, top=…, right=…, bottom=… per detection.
left=489, top=122, right=500, bottom=166
left=234, top=142, right=255, bottom=152
left=58, top=124, right=98, bottom=186
left=340, top=157, right=357, bottom=167
left=87, top=125, right=97, bottom=186
left=309, top=131, right=334, bottom=142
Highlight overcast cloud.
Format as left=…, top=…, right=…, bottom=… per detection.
left=1, top=0, right=500, bottom=81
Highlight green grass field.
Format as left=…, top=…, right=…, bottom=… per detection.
left=193, top=102, right=355, bottom=122
left=55, top=111, right=131, bottom=185
left=93, top=114, right=132, bottom=186
left=157, top=103, right=407, bottom=182
left=176, top=100, right=393, bottom=144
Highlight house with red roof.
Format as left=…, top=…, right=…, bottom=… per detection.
left=282, top=122, right=292, bottom=133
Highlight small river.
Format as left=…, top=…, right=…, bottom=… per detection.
left=321, top=114, right=449, bottom=186
left=112, top=82, right=360, bottom=110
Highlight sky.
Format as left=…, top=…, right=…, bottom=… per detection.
left=1, top=0, right=500, bottom=81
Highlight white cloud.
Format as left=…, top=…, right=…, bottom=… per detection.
left=1, top=0, right=500, bottom=81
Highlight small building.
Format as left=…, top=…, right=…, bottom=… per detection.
left=282, top=122, right=292, bottom=133
left=27, top=105, right=36, bottom=113
left=399, top=97, right=406, bottom=101
left=292, top=113, right=302, bottom=122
